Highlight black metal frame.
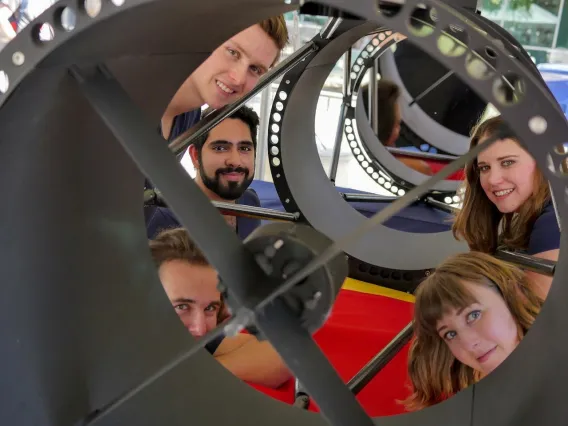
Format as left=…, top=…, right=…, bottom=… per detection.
left=1, top=1, right=567, bottom=426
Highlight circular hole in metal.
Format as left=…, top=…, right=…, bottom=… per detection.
left=372, top=38, right=380, bottom=46
left=452, top=195, right=461, bottom=203
left=361, top=51, right=369, bottom=58
left=492, top=73, right=524, bottom=106
left=0, top=71, right=9, bottom=94
left=272, top=157, right=281, bottom=167
left=345, top=118, right=351, bottom=125
left=559, top=157, right=568, bottom=175
left=285, top=198, right=290, bottom=203
left=465, top=50, right=495, bottom=81
left=398, top=189, right=405, bottom=196
left=378, top=177, right=385, bottom=184
left=350, top=72, right=357, bottom=80
left=378, top=0, right=401, bottom=17
left=357, top=155, right=364, bottom=161
left=285, top=80, right=290, bottom=84
left=438, top=25, right=468, bottom=57
left=372, top=172, right=378, bottom=179
left=353, top=65, right=360, bottom=72
left=391, top=186, right=398, bottom=193
left=12, top=52, right=24, bottom=66
left=273, top=112, right=281, bottom=122
left=385, top=182, right=392, bottom=189
left=485, top=46, right=497, bottom=59
left=347, top=134, right=354, bottom=141
left=84, top=0, right=102, bottom=17
left=33, top=23, right=55, bottom=43
left=56, top=6, right=77, bottom=31
left=366, top=45, right=374, bottom=52
left=271, top=124, right=280, bottom=133
left=350, top=141, right=357, bottom=148
left=275, top=102, right=284, bottom=111
left=444, top=196, right=452, bottom=204
left=529, top=116, right=547, bottom=135
left=362, top=161, right=369, bottom=168
left=367, top=167, right=373, bottom=174
left=270, top=135, right=279, bottom=144
left=83, top=0, right=103, bottom=18
left=346, top=126, right=353, bottom=133
left=354, top=148, right=361, bottom=155
left=278, top=91, right=288, bottom=101
left=356, top=58, right=363, bottom=65
left=276, top=173, right=281, bottom=178
left=408, top=4, right=436, bottom=37
left=271, top=146, right=279, bottom=156
left=554, top=143, right=568, bottom=155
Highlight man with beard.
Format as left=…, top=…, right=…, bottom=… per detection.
left=146, top=105, right=261, bottom=239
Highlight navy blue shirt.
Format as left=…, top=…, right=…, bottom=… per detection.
left=148, top=109, right=260, bottom=355
left=527, top=201, right=561, bottom=255
left=145, top=189, right=262, bottom=240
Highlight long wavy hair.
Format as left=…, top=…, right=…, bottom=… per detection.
left=452, top=115, right=550, bottom=253
left=402, top=251, right=543, bottom=411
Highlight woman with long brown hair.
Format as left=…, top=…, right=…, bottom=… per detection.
left=403, top=252, right=543, bottom=411
left=452, top=115, right=560, bottom=298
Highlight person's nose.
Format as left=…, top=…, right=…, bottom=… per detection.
left=228, top=62, right=248, bottom=87
left=487, top=167, right=505, bottom=187
left=460, top=328, right=481, bottom=351
left=188, top=312, right=207, bottom=338
left=225, top=148, right=241, bottom=168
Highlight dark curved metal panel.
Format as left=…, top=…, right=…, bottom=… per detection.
left=0, top=0, right=567, bottom=426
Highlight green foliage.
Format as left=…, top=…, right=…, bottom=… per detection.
left=482, top=0, right=533, bottom=12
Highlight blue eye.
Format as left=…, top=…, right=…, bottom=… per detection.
left=467, top=310, right=481, bottom=322
left=444, top=330, right=457, bottom=341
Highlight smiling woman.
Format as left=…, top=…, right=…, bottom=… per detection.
left=402, top=251, right=543, bottom=411
left=452, top=115, right=561, bottom=298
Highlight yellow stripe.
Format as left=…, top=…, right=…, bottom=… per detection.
left=341, top=277, right=415, bottom=303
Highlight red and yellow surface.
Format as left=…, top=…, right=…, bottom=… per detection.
left=247, top=278, right=415, bottom=417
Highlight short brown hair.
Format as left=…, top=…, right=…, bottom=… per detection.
left=259, top=15, right=289, bottom=65
left=149, top=228, right=209, bottom=269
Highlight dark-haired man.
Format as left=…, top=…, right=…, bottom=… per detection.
left=146, top=105, right=261, bottom=239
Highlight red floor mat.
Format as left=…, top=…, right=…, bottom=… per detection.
left=246, top=288, right=415, bottom=417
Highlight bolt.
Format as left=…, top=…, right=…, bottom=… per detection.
left=305, top=291, right=322, bottom=310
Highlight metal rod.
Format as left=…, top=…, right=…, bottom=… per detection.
left=347, top=322, right=414, bottom=395
left=495, top=249, right=556, bottom=277
left=341, top=192, right=397, bottom=202
left=144, top=189, right=299, bottom=222
left=424, top=197, right=459, bottom=214
left=256, top=86, right=272, bottom=180
left=320, top=17, right=342, bottom=39
left=168, top=41, right=319, bottom=156
left=329, top=49, right=352, bottom=183
left=408, top=70, right=454, bottom=107
left=370, top=60, right=379, bottom=135
left=214, top=201, right=299, bottom=222
left=387, top=146, right=458, bottom=161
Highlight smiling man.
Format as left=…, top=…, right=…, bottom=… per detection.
left=161, top=16, right=288, bottom=141
left=149, top=227, right=291, bottom=389
left=146, top=105, right=261, bottom=239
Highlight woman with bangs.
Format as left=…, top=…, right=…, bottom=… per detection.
left=403, top=252, right=543, bottom=411
left=452, top=115, right=560, bottom=299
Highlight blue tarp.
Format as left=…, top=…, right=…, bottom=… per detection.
left=249, top=180, right=453, bottom=234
